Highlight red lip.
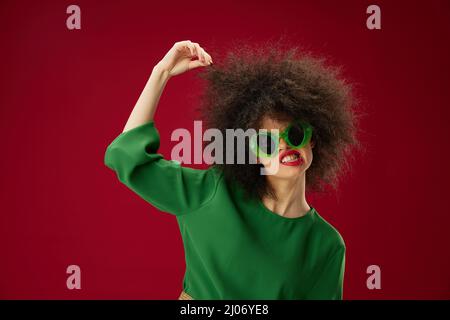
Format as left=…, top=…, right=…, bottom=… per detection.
left=279, top=149, right=304, bottom=166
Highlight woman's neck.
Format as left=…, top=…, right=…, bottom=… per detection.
left=262, top=173, right=310, bottom=218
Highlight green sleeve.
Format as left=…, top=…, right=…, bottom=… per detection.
left=104, top=121, right=221, bottom=215
left=305, top=245, right=346, bottom=300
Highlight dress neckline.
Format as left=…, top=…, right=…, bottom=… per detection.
left=256, top=198, right=315, bottom=222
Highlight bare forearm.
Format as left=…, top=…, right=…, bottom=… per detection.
left=122, top=40, right=212, bottom=132
left=122, top=64, right=170, bottom=132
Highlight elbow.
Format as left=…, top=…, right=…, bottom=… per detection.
left=104, top=144, right=118, bottom=171
left=103, top=145, right=136, bottom=185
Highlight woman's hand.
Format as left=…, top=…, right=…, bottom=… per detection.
left=121, top=40, right=212, bottom=132
left=154, top=40, right=213, bottom=78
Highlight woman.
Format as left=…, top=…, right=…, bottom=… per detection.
left=104, top=40, right=360, bottom=300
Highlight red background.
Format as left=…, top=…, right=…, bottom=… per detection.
left=1, top=0, right=449, bottom=299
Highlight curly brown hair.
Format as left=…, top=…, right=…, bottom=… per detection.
left=195, top=38, right=363, bottom=200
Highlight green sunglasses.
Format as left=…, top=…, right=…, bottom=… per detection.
left=249, top=121, right=313, bottom=158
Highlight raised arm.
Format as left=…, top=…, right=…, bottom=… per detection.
left=123, top=40, right=213, bottom=132
left=104, top=41, right=219, bottom=216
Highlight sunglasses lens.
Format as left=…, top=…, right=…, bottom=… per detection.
left=257, top=134, right=276, bottom=155
left=287, top=123, right=305, bottom=147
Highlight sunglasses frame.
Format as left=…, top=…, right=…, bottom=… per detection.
left=249, top=121, right=313, bottom=158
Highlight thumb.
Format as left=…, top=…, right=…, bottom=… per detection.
left=188, top=59, right=210, bottom=70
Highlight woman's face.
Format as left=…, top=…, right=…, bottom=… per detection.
left=256, top=115, right=314, bottom=179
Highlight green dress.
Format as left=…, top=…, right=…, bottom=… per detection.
left=104, top=121, right=346, bottom=300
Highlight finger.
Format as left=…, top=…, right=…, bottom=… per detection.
left=201, top=47, right=213, bottom=64
left=191, top=43, right=200, bottom=60
left=204, top=51, right=213, bottom=64
left=188, top=59, right=205, bottom=70
left=200, top=48, right=208, bottom=64
left=185, top=40, right=195, bottom=58
left=176, top=40, right=194, bottom=57
left=179, top=40, right=193, bottom=48
left=200, top=48, right=210, bottom=65
left=185, top=41, right=195, bottom=57
left=182, top=40, right=194, bottom=57
left=193, top=43, right=205, bottom=63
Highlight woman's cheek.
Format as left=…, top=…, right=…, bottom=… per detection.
left=259, top=156, right=274, bottom=167
left=305, top=151, right=313, bottom=169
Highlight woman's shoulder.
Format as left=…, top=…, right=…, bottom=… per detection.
left=311, top=209, right=346, bottom=251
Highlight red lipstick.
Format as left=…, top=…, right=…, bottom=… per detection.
left=279, top=149, right=303, bottom=166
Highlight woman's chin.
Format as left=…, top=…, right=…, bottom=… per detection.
left=268, top=165, right=305, bottom=179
